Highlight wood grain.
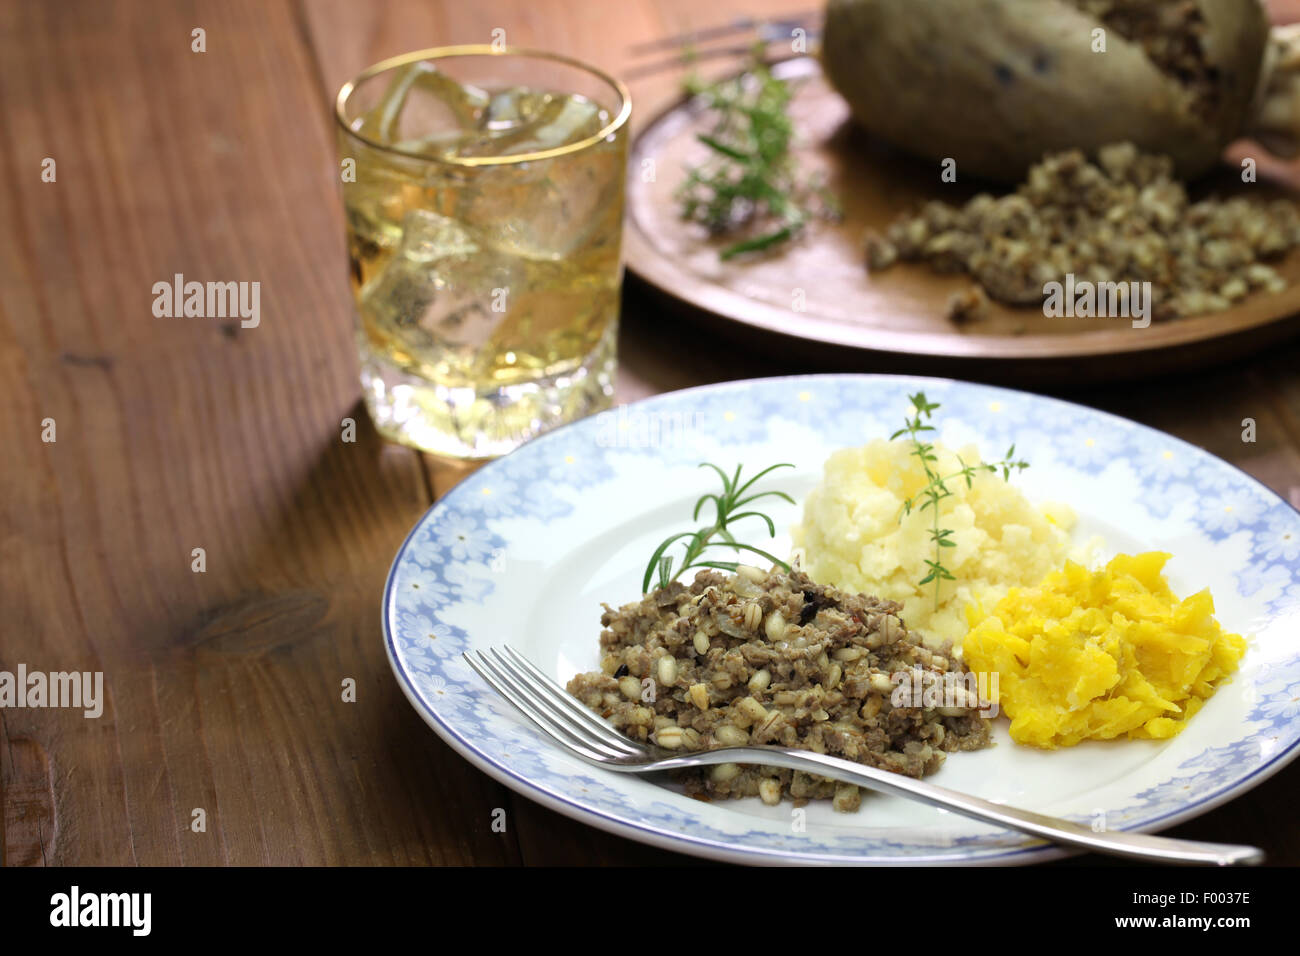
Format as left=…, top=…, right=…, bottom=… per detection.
left=1, top=0, right=518, bottom=866
left=1, top=0, right=1297, bottom=867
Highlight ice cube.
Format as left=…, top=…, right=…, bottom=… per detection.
left=480, top=86, right=553, bottom=133
left=397, top=207, right=479, bottom=263
left=356, top=61, right=491, bottom=151
left=359, top=210, right=521, bottom=371
left=500, top=94, right=605, bottom=153
left=459, top=136, right=624, bottom=260
left=345, top=191, right=404, bottom=257
left=454, top=92, right=606, bottom=158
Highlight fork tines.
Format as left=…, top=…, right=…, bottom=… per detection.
left=628, top=10, right=819, bottom=55
left=463, top=647, right=645, bottom=764
left=624, top=9, right=820, bottom=79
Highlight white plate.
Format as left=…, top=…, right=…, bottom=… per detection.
left=383, top=374, right=1300, bottom=864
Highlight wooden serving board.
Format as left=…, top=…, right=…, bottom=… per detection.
left=623, top=57, right=1300, bottom=383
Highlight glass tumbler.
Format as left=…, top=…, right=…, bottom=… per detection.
left=335, top=46, right=631, bottom=459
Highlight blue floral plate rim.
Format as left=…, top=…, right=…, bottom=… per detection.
left=382, top=373, right=1300, bottom=865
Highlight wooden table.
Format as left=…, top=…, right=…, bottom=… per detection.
left=3, top=0, right=1298, bottom=867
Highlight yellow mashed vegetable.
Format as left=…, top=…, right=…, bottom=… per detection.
left=792, top=438, right=1075, bottom=646
left=963, top=553, right=1247, bottom=748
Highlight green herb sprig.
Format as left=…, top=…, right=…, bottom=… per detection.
left=891, top=393, right=1029, bottom=611
left=676, top=50, right=837, bottom=260
left=643, top=462, right=795, bottom=593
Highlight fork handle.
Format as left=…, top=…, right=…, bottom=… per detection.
left=648, top=748, right=1263, bottom=865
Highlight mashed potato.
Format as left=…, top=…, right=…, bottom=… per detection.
left=962, top=553, right=1246, bottom=748
left=792, top=438, right=1074, bottom=647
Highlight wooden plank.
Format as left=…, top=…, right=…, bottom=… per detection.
left=299, top=0, right=806, bottom=864
left=304, top=0, right=1300, bottom=865
left=0, top=0, right=517, bottom=865
left=4, top=0, right=1298, bottom=867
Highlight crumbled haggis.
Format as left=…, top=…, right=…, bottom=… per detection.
left=865, top=143, right=1300, bottom=321
left=1065, top=0, right=1219, bottom=118
left=947, top=285, right=991, bottom=325
left=566, top=568, right=991, bottom=811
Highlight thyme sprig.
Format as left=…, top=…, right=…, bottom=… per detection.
left=891, top=393, right=1029, bottom=611
left=643, top=462, right=795, bottom=593
left=676, top=49, right=837, bottom=260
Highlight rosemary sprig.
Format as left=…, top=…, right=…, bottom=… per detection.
left=675, top=49, right=837, bottom=260
left=643, top=462, right=795, bottom=593
left=891, top=393, right=1029, bottom=611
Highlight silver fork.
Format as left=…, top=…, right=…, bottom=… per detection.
left=623, top=10, right=820, bottom=79
left=464, top=646, right=1264, bottom=866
